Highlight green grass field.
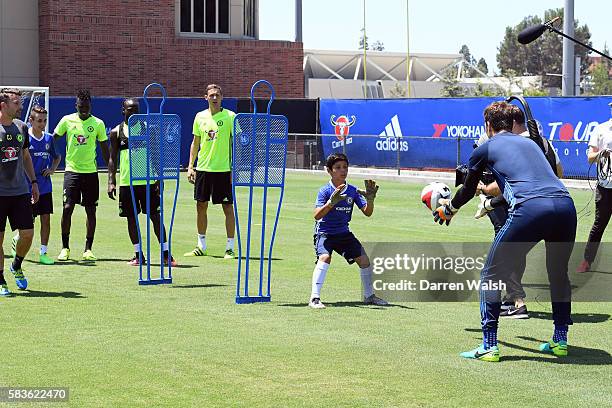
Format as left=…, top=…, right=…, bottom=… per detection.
left=1, top=172, right=611, bottom=407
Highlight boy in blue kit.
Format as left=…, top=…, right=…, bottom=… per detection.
left=12, top=106, right=61, bottom=265
left=309, top=153, right=388, bottom=309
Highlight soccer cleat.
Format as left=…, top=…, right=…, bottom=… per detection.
left=82, top=250, right=97, bottom=262
left=500, top=300, right=514, bottom=311
left=224, top=249, right=235, bottom=259
left=10, top=235, right=18, bottom=257
left=364, top=294, right=389, bottom=306
left=500, top=304, right=529, bottom=319
left=0, top=284, right=11, bottom=297
left=10, top=264, right=28, bottom=290
left=164, top=256, right=178, bottom=267
left=127, top=256, right=146, bottom=266
left=460, top=344, right=500, bottom=362
left=184, top=247, right=207, bottom=257
left=57, top=248, right=70, bottom=261
left=39, top=253, right=55, bottom=265
left=540, top=340, right=568, bottom=357
left=308, top=297, right=326, bottom=309
left=576, top=260, right=591, bottom=273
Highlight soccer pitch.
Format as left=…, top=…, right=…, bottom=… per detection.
left=1, top=172, right=611, bottom=407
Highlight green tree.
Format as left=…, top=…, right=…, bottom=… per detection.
left=522, top=87, right=549, bottom=96
left=440, top=68, right=466, bottom=97
left=496, top=8, right=591, bottom=88
left=358, top=29, right=384, bottom=51
left=601, top=43, right=611, bottom=70
left=459, top=44, right=477, bottom=77
left=591, top=63, right=612, bottom=95
left=371, top=40, right=385, bottom=51
left=388, top=82, right=407, bottom=97
left=477, top=57, right=489, bottom=75
left=470, top=81, right=505, bottom=97
left=358, top=28, right=369, bottom=50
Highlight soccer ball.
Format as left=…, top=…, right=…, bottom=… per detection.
left=421, top=182, right=451, bottom=210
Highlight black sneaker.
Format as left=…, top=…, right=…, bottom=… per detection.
left=500, top=301, right=514, bottom=311
left=500, top=305, right=529, bottom=319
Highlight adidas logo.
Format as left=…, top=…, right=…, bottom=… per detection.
left=376, top=114, right=408, bottom=152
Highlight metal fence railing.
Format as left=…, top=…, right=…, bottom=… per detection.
left=287, top=133, right=594, bottom=181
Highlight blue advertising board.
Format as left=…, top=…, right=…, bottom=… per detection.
left=319, top=97, right=612, bottom=178
left=44, top=96, right=238, bottom=169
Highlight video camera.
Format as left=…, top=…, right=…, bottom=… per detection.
left=455, top=164, right=495, bottom=188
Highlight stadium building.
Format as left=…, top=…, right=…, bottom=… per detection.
left=0, top=0, right=304, bottom=97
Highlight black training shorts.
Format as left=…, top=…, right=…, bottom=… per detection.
left=119, top=185, right=161, bottom=218
left=0, top=194, right=34, bottom=232
left=194, top=171, right=233, bottom=204
left=32, top=192, right=53, bottom=217
left=63, top=171, right=99, bottom=207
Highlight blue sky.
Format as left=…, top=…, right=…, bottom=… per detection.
left=260, top=0, right=611, bottom=74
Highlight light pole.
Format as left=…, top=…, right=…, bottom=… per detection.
left=406, top=0, right=411, bottom=97
left=362, top=0, right=368, bottom=98
left=295, top=0, right=302, bottom=42
left=562, top=0, right=575, bottom=96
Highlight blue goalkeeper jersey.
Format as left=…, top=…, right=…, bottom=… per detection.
left=314, top=181, right=366, bottom=235
left=469, top=132, right=569, bottom=208
left=28, top=130, right=58, bottom=195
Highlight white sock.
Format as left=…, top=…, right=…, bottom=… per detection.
left=162, top=242, right=169, bottom=251
left=198, top=234, right=206, bottom=250
left=40, top=245, right=48, bottom=255
left=226, top=238, right=234, bottom=251
left=360, top=265, right=374, bottom=298
left=134, top=243, right=141, bottom=253
left=311, top=261, right=330, bottom=299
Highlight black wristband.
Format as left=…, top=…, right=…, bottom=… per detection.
left=31, top=179, right=38, bottom=184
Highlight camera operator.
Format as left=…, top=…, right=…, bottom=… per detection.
left=577, top=101, right=612, bottom=273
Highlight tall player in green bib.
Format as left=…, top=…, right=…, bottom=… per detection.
left=53, top=90, right=110, bottom=262
left=185, top=84, right=236, bottom=258
left=107, top=98, right=176, bottom=267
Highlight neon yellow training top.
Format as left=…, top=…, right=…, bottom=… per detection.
left=54, top=113, right=107, bottom=173
left=192, top=108, right=236, bottom=172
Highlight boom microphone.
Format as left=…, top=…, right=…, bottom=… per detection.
left=517, top=16, right=561, bottom=44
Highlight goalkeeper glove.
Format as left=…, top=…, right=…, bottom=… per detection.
left=327, top=184, right=347, bottom=207
left=357, top=179, right=379, bottom=201
left=474, top=194, right=493, bottom=219
left=433, top=199, right=458, bottom=226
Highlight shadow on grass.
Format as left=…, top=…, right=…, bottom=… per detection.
left=278, top=301, right=414, bottom=309
left=462, top=311, right=610, bottom=325
left=500, top=337, right=612, bottom=365
left=464, top=328, right=483, bottom=333
left=171, top=284, right=228, bottom=289
left=24, top=259, right=82, bottom=266
left=16, top=290, right=85, bottom=298
left=529, top=311, right=610, bottom=324
left=146, top=263, right=199, bottom=269
left=463, top=330, right=612, bottom=365
left=206, top=255, right=283, bottom=261
left=40, top=259, right=124, bottom=267
left=91, top=258, right=132, bottom=262
left=522, top=283, right=580, bottom=290
left=590, top=270, right=612, bottom=275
